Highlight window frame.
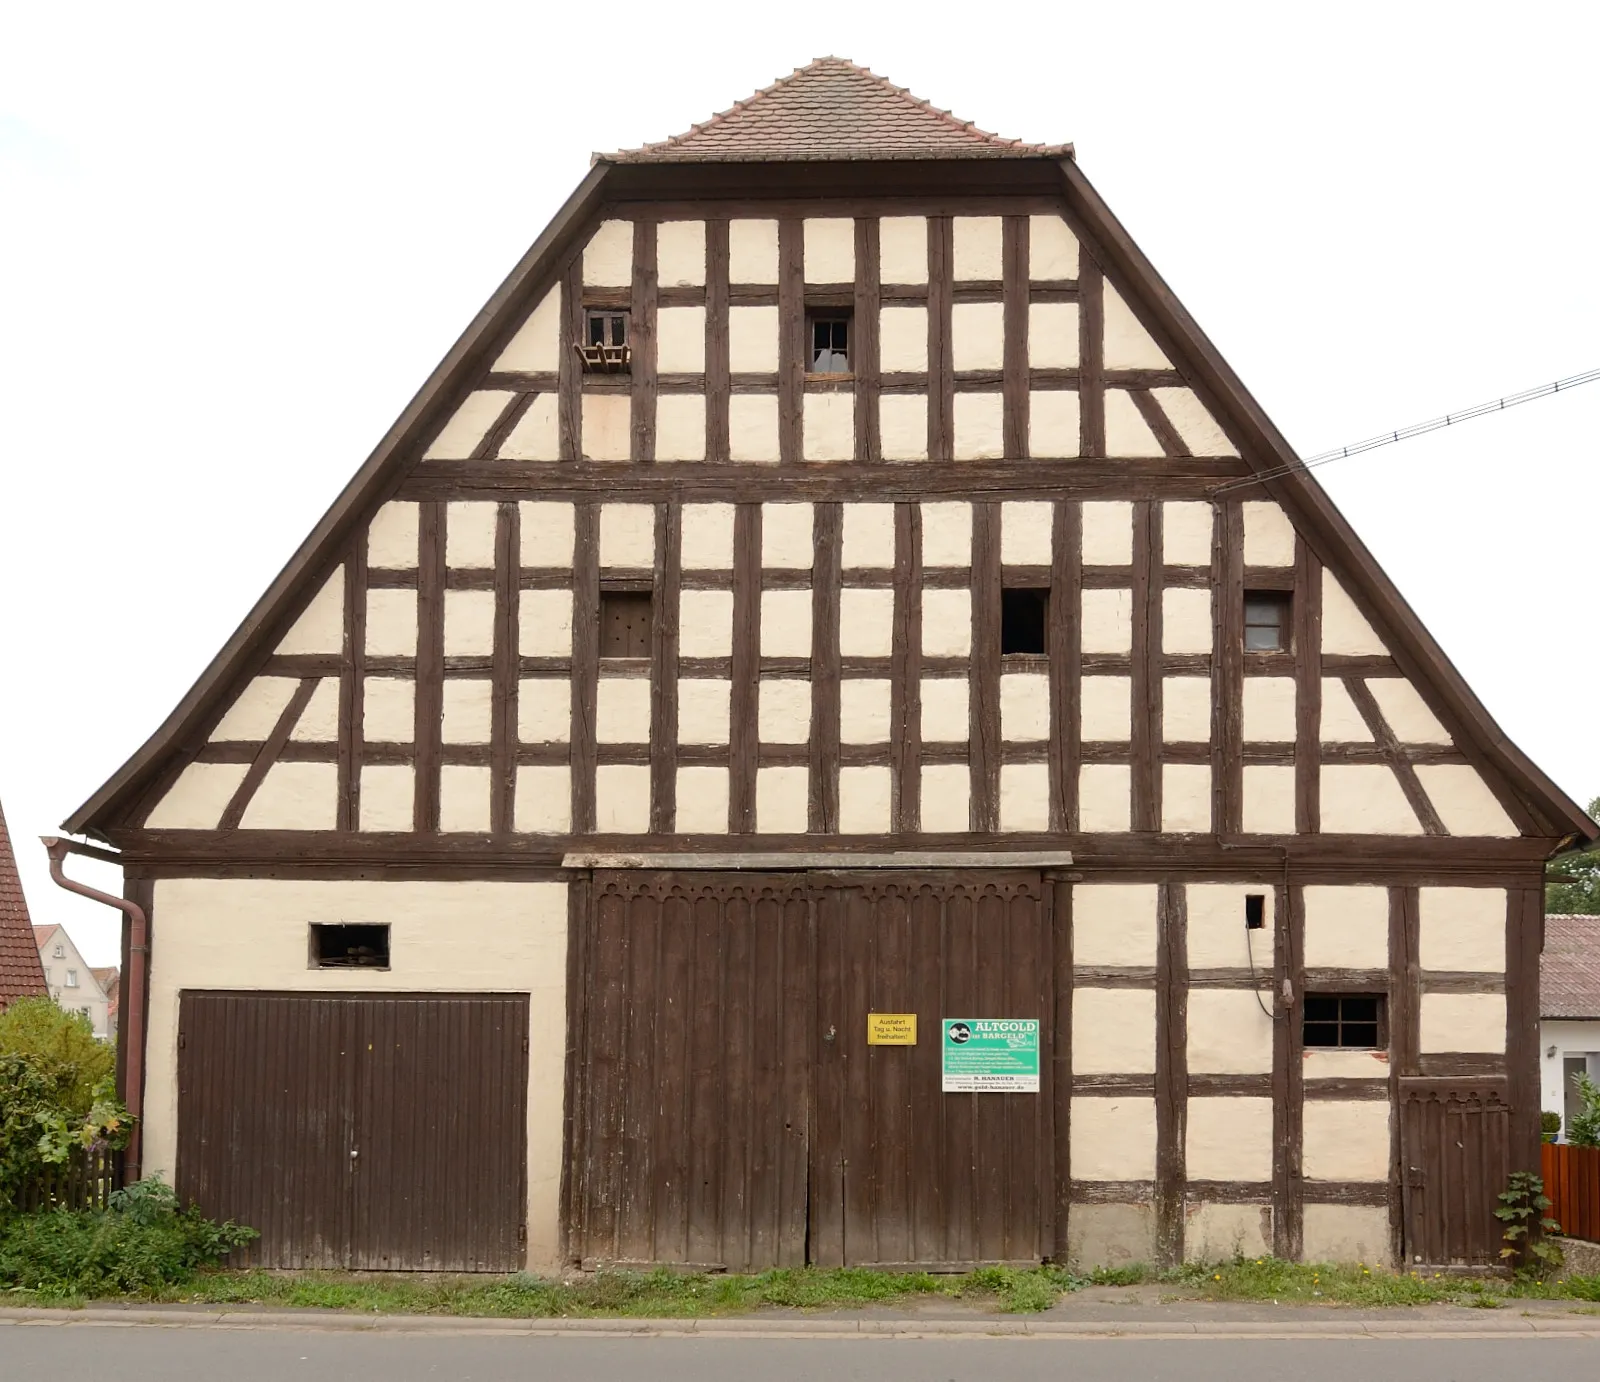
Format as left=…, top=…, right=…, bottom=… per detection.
left=1243, top=589, right=1293, bottom=653
left=804, top=309, right=853, bottom=378
left=598, top=587, right=655, bottom=661
left=1301, top=991, right=1387, bottom=1050
left=578, top=307, right=631, bottom=373
left=1000, top=586, right=1051, bottom=658
left=308, top=923, right=392, bottom=971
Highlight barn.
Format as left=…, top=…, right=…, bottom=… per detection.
left=60, top=58, right=1595, bottom=1274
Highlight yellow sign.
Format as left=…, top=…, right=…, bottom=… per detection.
left=867, top=1013, right=917, bottom=1046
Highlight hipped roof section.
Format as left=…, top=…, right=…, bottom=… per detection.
left=62, top=64, right=1598, bottom=845
left=601, top=57, right=1073, bottom=164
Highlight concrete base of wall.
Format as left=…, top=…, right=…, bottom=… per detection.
left=1557, top=1236, right=1600, bottom=1279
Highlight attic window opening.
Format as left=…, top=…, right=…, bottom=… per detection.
left=580, top=309, right=630, bottom=372
left=1244, top=895, right=1266, bottom=930
left=1303, top=993, right=1385, bottom=1049
left=1001, top=588, right=1049, bottom=656
left=807, top=312, right=851, bottom=375
left=1244, top=592, right=1292, bottom=652
left=310, top=923, right=391, bottom=970
left=600, top=591, right=654, bottom=659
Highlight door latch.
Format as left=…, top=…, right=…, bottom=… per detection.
left=823, top=1024, right=836, bottom=1044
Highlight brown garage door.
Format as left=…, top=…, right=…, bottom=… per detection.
left=177, top=992, right=528, bottom=1271
left=569, top=870, right=1052, bottom=1270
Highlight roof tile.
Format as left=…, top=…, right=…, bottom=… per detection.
left=0, top=797, right=45, bottom=1008
left=1542, top=913, right=1600, bottom=1019
left=603, top=57, right=1071, bottom=164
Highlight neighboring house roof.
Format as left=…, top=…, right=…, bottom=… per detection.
left=1543, top=913, right=1600, bottom=1020
left=0, top=798, right=46, bottom=1008
left=59, top=61, right=1599, bottom=846
left=92, top=966, right=119, bottom=996
left=602, top=56, right=1073, bottom=164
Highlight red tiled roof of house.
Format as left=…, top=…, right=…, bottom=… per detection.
left=602, top=57, right=1072, bottom=164
left=0, top=798, right=46, bottom=1008
left=1542, top=913, right=1600, bottom=1020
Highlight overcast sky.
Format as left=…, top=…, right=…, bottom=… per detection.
left=3, top=1, right=1596, bottom=965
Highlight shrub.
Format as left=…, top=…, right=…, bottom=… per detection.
left=0, top=1000, right=113, bottom=1116
left=1568, top=1073, right=1600, bottom=1148
left=0, top=1052, right=133, bottom=1211
left=1541, top=1110, right=1562, bottom=1139
left=0, top=1175, right=256, bottom=1298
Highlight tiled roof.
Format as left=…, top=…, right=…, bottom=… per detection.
left=1543, top=913, right=1600, bottom=1019
left=603, top=57, right=1072, bottom=164
left=0, top=798, right=45, bottom=1009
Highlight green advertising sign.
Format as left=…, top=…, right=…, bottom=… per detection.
left=941, top=1018, right=1040, bottom=1093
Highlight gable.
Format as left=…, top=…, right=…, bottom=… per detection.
left=102, top=181, right=1573, bottom=846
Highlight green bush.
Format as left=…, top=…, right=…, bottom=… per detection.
left=0, top=1176, right=257, bottom=1298
left=0, top=1052, right=133, bottom=1211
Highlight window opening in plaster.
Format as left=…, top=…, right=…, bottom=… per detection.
left=807, top=312, right=852, bottom=375
left=1303, top=993, right=1384, bottom=1048
left=579, top=309, right=630, bottom=372
left=310, top=923, right=391, bottom=970
left=1000, top=588, right=1049, bottom=656
left=65, top=970, right=78, bottom=988
left=1244, top=592, right=1291, bottom=652
left=53, top=944, right=65, bottom=958
left=1245, top=894, right=1266, bottom=930
left=600, top=591, right=654, bottom=659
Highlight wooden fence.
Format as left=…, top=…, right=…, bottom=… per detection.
left=1542, top=1142, right=1600, bottom=1243
left=13, top=1147, right=118, bottom=1214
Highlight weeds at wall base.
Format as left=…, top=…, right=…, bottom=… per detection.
left=4, top=1257, right=1599, bottom=1316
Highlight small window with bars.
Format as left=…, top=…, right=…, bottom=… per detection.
left=1244, top=591, right=1291, bottom=652
left=1303, top=993, right=1385, bottom=1049
left=578, top=309, right=630, bottom=372
left=807, top=313, right=851, bottom=375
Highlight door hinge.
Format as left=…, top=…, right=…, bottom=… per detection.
left=178, top=1032, right=186, bottom=1049
left=523, top=1036, right=530, bottom=1054
left=518, top=1223, right=527, bottom=1244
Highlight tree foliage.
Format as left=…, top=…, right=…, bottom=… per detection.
left=0, top=999, right=113, bottom=1117
left=1569, top=1072, right=1600, bottom=1149
left=1545, top=796, right=1600, bottom=915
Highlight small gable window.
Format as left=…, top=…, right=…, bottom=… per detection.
left=1001, top=588, right=1049, bottom=656
left=1303, top=993, right=1385, bottom=1049
left=579, top=309, right=630, bottom=372
left=1244, top=592, right=1291, bottom=652
left=808, top=313, right=851, bottom=375
left=310, top=923, right=391, bottom=970
left=600, top=591, right=654, bottom=659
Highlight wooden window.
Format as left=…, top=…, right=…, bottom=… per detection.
left=1244, top=591, right=1292, bottom=652
left=600, top=591, right=654, bottom=658
left=1303, top=993, right=1385, bottom=1049
left=807, top=312, right=851, bottom=375
left=65, top=969, right=78, bottom=988
left=1001, top=588, right=1049, bottom=656
left=310, top=923, right=391, bottom=970
left=579, top=309, right=630, bottom=372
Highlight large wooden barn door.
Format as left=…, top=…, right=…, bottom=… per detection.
left=572, top=872, right=814, bottom=1269
left=1399, top=1077, right=1511, bottom=1267
left=572, top=869, right=1051, bottom=1270
left=812, top=872, right=1051, bottom=1268
left=177, top=992, right=528, bottom=1271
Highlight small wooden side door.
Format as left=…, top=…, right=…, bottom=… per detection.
left=1399, top=1076, right=1510, bottom=1267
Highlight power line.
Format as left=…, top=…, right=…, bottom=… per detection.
left=1212, top=368, right=1600, bottom=495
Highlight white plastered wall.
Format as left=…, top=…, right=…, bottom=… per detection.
left=144, top=879, right=570, bottom=1269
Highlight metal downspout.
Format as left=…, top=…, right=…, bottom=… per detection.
left=41, top=836, right=147, bottom=1182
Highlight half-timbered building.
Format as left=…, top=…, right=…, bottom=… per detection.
left=63, top=59, right=1595, bottom=1274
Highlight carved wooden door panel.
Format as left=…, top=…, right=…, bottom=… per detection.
left=1399, top=1077, right=1510, bottom=1267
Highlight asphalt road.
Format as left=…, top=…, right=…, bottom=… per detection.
left=5, top=1327, right=1600, bottom=1382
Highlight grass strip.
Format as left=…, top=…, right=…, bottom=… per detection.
left=5, top=1259, right=1598, bottom=1316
